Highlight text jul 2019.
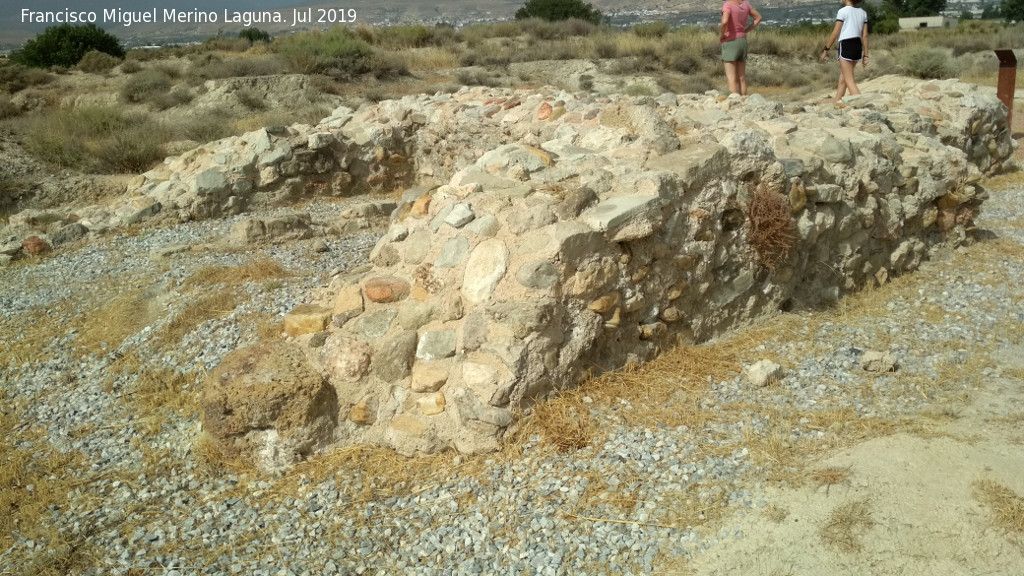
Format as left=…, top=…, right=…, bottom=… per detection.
left=20, top=8, right=358, bottom=28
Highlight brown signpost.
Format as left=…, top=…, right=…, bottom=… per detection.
left=995, top=50, right=1017, bottom=129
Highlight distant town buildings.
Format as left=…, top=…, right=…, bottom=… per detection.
left=899, top=16, right=960, bottom=29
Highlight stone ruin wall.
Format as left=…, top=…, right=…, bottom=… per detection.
left=91, top=75, right=1015, bottom=467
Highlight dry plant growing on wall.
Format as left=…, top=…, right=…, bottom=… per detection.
left=745, top=187, right=796, bottom=271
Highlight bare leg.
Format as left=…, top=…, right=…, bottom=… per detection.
left=833, top=71, right=846, bottom=103
left=737, top=60, right=747, bottom=96
left=724, top=61, right=739, bottom=95
left=839, top=59, right=860, bottom=97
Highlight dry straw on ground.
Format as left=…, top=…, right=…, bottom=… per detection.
left=973, top=479, right=1024, bottom=537
left=820, top=499, right=875, bottom=553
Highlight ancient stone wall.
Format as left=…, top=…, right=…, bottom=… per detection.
left=71, top=75, right=1019, bottom=465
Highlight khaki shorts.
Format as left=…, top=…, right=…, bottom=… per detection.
left=721, top=37, right=748, bottom=62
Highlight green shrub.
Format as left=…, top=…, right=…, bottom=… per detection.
left=239, top=27, right=272, bottom=44
left=625, top=84, right=655, bottom=97
left=515, top=0, right=603, bottom=24
left=272, top=27, right=372, bottom=77
left=12, top=24, right=125, bottom=68
left=901, top=47, right=956, bottom=78
left=120, top=69, right=173, bottom=104
left=77, top=50, right=121, bottom=73
left=632, top=21, right=670, bottom=38
left=1001, top=0, right=1023, bottom=21
left=19, top=106, right=165, bottom=173
left=0, top=64, right=52, bottom=93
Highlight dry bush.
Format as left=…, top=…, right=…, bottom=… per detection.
left=0, top=64, right=52, bottom=93
left=148, top=85, right=193, bottom=111
left=745, top=187, right=796, bottom=271
left=118, top=58, right=142, bottom=73
left=187, top=53, right=286, bottom=81
left=76, top=49, right=121, bottom=73
left=172, top=107, right=234, bottom=143
left=119, top=68, right=172, bottom=103
left=234, top=87, right=267, bottom=110
left=18, top=106, right=167, bottom=173
left=400, top=47, right=460, bottom=71
left=0, top=93, right=18, bottom=120
left=369, top=51, right=410, bottom=80
left=820, top=499, right=874, bottom=552
left=974, top=479, right=1024, bottom=536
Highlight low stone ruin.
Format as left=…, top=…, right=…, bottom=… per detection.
left=9, top=73, right=1015, bottom=466
left=197, top=76, right=1016, bottom=467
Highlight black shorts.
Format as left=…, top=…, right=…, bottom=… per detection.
left=838, top=38, right=863, bottom=62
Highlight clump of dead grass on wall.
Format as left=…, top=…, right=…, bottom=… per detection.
left=745, top=187, right=796, bottom=271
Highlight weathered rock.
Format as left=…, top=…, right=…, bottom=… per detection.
left=201, top=341, right=337, bottom=470
left=745, top=360, right=782, bottom=387
left=321, top=334, right=372, bottom=383
left=861, top=350, right=898, bottom=372
left=284, top=304, right=332, bottom=337
left=21, top=235, right=50, bottom=256
left=230, top=213, right=312, bottom=245
left=364, top=277, right=410, bottom=303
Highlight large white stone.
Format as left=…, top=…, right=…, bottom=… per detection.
left=462, top=239, right=509, bottom=304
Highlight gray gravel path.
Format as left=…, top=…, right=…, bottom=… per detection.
left=2, top=180, right=1023, bottom=576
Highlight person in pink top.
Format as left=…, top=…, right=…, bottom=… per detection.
left=719, top=0, right=763, bottom=96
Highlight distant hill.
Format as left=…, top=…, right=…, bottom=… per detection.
left=1, top=0, right=832, bottom=51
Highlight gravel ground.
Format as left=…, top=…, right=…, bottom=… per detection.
left=2, top=178, right=1023, bottom=575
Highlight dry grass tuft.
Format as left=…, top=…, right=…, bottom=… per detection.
left=763, top=503, right=790, bottom=523
left=115, top=353, right=199, bottom=415
left=157, top=289, right=239, bottom=348
left=76, top=289, right=157, bottom=353
left=528, top=396, right=595, bottom=451
left=0, top=391, right=91, bottom=575
left=811, top=467, right=852, bottom=494
left=184, top=257, right=292, bottom=289
left=745, top=188, right=796, bottom=271
left=973, top=479, right=1024, bottom=536
left=820, top=499, right=875, bottom=553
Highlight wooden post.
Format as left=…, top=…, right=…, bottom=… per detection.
left=995, top=50, right=1017, bottom=129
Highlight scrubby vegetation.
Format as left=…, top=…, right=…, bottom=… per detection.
left=0, top=17, right=1019, bottom=175
left=515, top=0, right=604, bottom=24
left=11, top=23, right=125, bottom=68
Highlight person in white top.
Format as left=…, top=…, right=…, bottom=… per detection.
left=819, top=0, right=869, bottom=104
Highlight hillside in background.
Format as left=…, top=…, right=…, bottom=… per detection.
left=2, top=0, right=833, bottom=50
